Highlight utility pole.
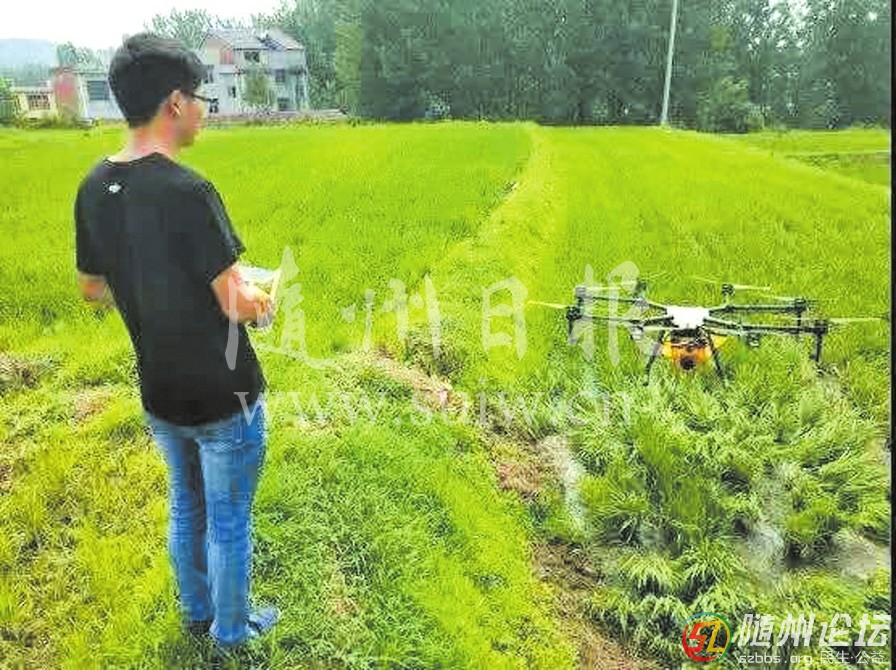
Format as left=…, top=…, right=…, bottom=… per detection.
left=660, top=0, right=679, bottom=126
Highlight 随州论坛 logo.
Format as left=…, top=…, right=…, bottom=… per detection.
left=682, top=612, right=733, bottom=663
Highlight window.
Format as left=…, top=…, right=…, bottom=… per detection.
left=228, top=86, right=237, bottom=98
left=203, top=65, right=214, bottom=84
left=26, top=93, right=50, bottom=110
left=277, top=98, right=289, bottom=111
left=275, top=69, right=286, bottom=83
left=86, top=80, right=110, bottom=101
left=244, top=51, right=260, bottom=64
left=208, top=98, right=219, bottom=114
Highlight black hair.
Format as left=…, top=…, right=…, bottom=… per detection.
left=108, top=32, right=205, bottom=128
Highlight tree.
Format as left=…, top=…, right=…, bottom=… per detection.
left=243, top=65, right=275, bottom=111
left=0, top=77, right=19, bottom=125
left=55, top=42, right=104, bottom=69
left=824, top=0, right=890, bottom=127
left=697, top=75, right=756, bottom=132
left=0, top=63, right=51, bottom=87
left=334, top=0, right=362, bottom=113
left=145, top=9, right=247, bottom=49
left=230, top=0, right=891, bottom=128
left=796, top=0, right=890, bottom=128
left=256, top=0, right=341, bottom=110
left=56, top=43, right=78, bottom=67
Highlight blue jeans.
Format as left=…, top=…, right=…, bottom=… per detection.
left=145, top=396, right=266, bottom=646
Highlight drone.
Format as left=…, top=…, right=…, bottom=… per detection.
left=534, top=279, right=883, bottom=382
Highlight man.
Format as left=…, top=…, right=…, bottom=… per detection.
left=74, top=33, right=278, bottom=649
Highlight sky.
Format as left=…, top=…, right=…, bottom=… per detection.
left=1, top=0, right=285, bottom=50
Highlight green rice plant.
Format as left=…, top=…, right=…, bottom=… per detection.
left=678, top=537, right=745, bottom=599
left=579, top=467, right=651, bottom=546
left=1, top=123, right=888, bottom=667
left=719, top=493, right=763, bottom=537
left=617, top=550, right=684, bottom=597
left=851, top=501, right=891, bottom=544
left=588, top=584, right=639, bottom=639
left=864, top=568, right=890, bottom=612
left=688, top=580, right=753, bottom=624
left=699, top=562, right=888, bottom=670
left=817, top=451, right=888, bottom=515
left=794, top=412, right=877, bottom=469
left=784, top=494, right=844, bottom=561
left=727, top=128, right=891, bottom=186
left=589, top=582, right=687, bottom=666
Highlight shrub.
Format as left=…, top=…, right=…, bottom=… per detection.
left=0, top=78, right=19, bottom=125
left=14, top=115, right=93, bottom=130
left=697, top=76, right=753, bottom=133
left=746, top=105, right=766, bottom=132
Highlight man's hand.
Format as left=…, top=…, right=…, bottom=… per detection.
left=77, top=272, right=116, bottom=309
left=251, top=287, right=276, bottom=329
left=211, top=265, right=276, bottom=326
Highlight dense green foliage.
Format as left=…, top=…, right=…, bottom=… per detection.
left=0, top=124, right=889, bottom=668
left=253, top=0, right=890, bottom=128
left=5, top=2, right=889, bottom=129
left=143, top=10, right=251, bottom=50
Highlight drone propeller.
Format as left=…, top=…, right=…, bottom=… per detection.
left=576, top=282, right=645, bottom=295
left=692, top=275, right=772, bottom=292
left=576, top=272, right=669, bottom=297
left=768, top=294, right=814, bottom=304
left=624, top=271, right=669, bottom=290
left=826, top=317, right=887, bottom=325
left=528, top=300, right=569, bottom=310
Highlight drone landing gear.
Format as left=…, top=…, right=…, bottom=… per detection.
left=643, top=330, right=667, bottom=385
left=704, top=327, right=725, bottom=379
left=811, top=325, right=827, bottom=362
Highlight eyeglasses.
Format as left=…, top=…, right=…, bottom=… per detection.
left=187, top=92, right=214, bottom=104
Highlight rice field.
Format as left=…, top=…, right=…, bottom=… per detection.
left=0, top=122, right=889, bottom=668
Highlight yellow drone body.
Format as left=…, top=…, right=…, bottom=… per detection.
left=660, top=334, right=728, bottom=371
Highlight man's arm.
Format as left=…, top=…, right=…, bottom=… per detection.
left=77, top=272, right=116, bottom=309
left=211, top=264, right=273, bottom=325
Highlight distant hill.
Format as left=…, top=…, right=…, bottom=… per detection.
left=0, top=39, right=56, bottom=68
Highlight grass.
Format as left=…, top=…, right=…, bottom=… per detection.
left=727, top=127, right=892, bottom=186
left=0, top=122, right=890, bottom=668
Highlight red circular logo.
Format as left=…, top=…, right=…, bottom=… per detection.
left=682, top=612, right=732, bottom=663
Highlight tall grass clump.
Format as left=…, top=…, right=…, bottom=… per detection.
left=571, top=343, right=889, bottom=667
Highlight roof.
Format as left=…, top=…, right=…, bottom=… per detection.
left=11, top=85, right=52, bottom=93
left=207, top=28, right=304, bottom=51
left=50, top=64, right=109, bottom=76
left=261, top=28, right=304, bottom=50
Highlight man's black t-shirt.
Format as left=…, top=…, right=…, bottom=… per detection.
left=75, top=152, right=265, bottom=426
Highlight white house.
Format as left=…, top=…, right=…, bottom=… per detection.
left=9, top=69, right=117, bottom=122
left=46, top=28, right=309, bottom=122
left=10, top=84, right=56, bottom=119
left=57, top=67, right=120, bottom=120
left=196, top=29, right=309, bottom=115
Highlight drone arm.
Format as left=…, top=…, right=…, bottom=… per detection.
left=572, top=313, right=674, bottom=327
left=582, top=293, right=666, bottom=310
left=708, top=303, right=809, bottom=317
left=704, top=317, right=826, bottom=335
